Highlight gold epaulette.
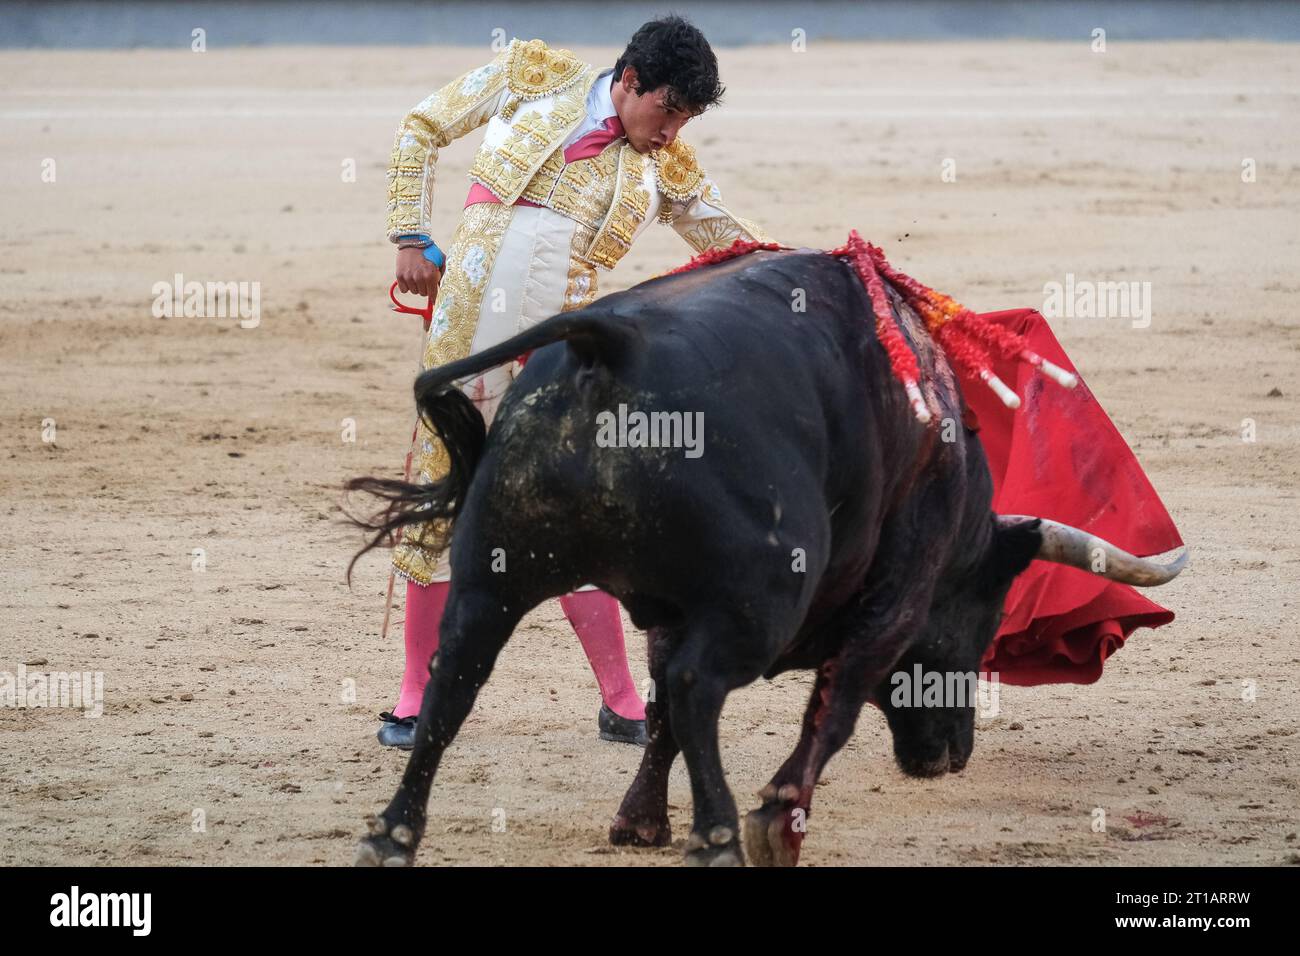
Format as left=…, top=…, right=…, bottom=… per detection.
left=506, top=38, right=588, bottom=100
left=651, top=138, right=706, bottom=203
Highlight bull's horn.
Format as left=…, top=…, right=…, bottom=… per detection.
left=996, top=514, right=1189, bottom=587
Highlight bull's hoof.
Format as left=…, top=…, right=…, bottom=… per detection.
left=354, top=814, right=416, bottom=867
left=609, top=813, right=671, bottom=847
left=683, top=826, right=744, bottom=867
left=743, top=803, right=804, bottom=867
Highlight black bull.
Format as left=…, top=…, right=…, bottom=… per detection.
left=346, top=249, right=1186, bottom=867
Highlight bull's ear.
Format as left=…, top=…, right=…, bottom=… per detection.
left=980, top=516, right=1042, bottom=592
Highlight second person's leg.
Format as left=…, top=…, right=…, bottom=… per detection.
left=560, top=588, right=646, bottom=745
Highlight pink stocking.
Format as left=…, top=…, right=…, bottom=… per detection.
left=559, top=590, right=645, bottom=720
left=393, top=579, right=450, bottom=719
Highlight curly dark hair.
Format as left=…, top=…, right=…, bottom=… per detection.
left=612, top=14, right=725, bottom=116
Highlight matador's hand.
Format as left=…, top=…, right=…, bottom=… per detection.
left=396, top=247, right=442, bottom=299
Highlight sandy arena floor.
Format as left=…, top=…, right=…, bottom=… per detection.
left=1, top=41, right=1297, bottom=866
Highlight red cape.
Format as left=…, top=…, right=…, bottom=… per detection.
left=961, top=309, right=1184, bottom=685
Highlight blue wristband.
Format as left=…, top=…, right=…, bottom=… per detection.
left=423, top=243, right=446, bottom=270
left=396, top=233, right=446, bottom=270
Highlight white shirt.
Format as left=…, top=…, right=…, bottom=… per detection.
left=559, top=67, right=621, bottom=150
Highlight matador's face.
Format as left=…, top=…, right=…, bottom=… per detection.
left=611, top=66, right=699, bottom=155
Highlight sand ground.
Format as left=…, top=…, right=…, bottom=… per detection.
left=1, top=41, right=1297, bottom=866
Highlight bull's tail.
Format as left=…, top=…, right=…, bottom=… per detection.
left=343, top=311, right=636, bottom=583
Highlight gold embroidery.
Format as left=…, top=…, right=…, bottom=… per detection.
left=520, top=140, right=622, bottom=230
left=507, top=38, right=586, bottom=99
left=386, top=42, right=515, bottom=240
left=564, top=222, right=601, bottom=310
left=421, top=202, right=515, bottom=371
left=651, top=138, right=705, bottom=202
left=705, top=197, right=774, bottom=246
left=671, top=179, right=775, bottom=252
left=586, top=145, right=652, bottom=269
left=466, top=68, right=596, bottom=203
left=681, top=217, right=746, bottom=253
left=392, top=202, right=516, bottom=584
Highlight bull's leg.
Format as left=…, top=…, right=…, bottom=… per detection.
left=744, top=662, right=833, bottom=867
left=667, top=613, right=779, bottom=867
left=745, top=582, right=938, bottom=866
left=671, top=657, right=737, bottom=866
left=609, top=625, right=680, bottom=847
left=355, top=584, right=525, bottom=867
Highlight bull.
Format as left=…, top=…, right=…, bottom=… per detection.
left=346, top=247, right=1186, bottom=867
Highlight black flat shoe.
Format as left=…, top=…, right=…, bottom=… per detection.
left=598, top=704, right=648, bottom=747
left=377, top=711, right=417, bottom=750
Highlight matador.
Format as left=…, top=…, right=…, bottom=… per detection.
left=377, top=17, right=774, bottom=748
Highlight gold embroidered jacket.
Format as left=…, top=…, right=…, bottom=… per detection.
left=386, top=36, right=773, bottom=266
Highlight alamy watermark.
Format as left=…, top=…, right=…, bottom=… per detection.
left=49, top=886, right=150, bottom=936
left=1, top=664, right=104, bottom=718
left=595, top=403, right=704, bottom=459
left=1042, top=273, right=1151, bottom=329
left=889, top=664, right=1000, bottom=718
left=151, top=273, right=260, bottom=328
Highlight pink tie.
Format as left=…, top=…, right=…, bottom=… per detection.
left=464, top=114, right=625, bottom=208
left=563, top=113, right=625, bottom=162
